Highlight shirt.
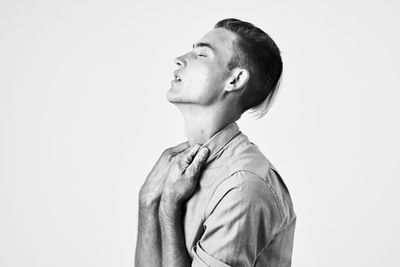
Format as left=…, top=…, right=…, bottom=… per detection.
left=183, top=122, right=296, bottom=267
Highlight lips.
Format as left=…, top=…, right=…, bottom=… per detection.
left=173, top=71, right=182, bottom=82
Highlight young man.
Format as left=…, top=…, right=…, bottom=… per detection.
left=135, top=18, right=296, bottom=267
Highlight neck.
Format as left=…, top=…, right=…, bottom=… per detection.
left=176, top=104, right=240, bottom=146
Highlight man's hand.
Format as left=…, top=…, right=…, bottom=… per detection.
left=162, top=144, right=210, bottom=205
left=135, top=142, right=190, bottom=267
left=158, top=144, right=210, bottom=267
left=139, top=141, right=189, bottom=207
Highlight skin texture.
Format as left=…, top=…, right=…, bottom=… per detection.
left=167, top=28, right=250, bottom=146
left=162, top=145, right=209, bottom=203
left=135, top=144, right=209, bottom=267
left=138, top=141, right=189, bottom=206
left=135, top=27, right=251, bottom=267
left=160, top=146, right=210, bottom=267
left=167, top=28, right=236, bottom=106
left=135, top=142, right=189, bottom=267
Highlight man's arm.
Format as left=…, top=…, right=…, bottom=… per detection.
left=159, top=145, right=210, bottom=267
left=135, top=201, right=162, bottom=267
left=159, top=199, right=190, bottom=266
left=135, top=142, right=189, bottom=267
left=189, top=171, right=285, bottom=266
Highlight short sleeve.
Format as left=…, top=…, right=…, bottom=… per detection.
left=191, top=171, right=282, bottom=267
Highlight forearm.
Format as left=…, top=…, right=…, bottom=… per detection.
left=159, top=197, right=191, bottom=267
left=135, top=202, right=162, bottom=267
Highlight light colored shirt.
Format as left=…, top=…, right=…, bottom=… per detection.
left=183, top=122, right=296, bottom=267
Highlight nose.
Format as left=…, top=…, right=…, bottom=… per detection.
left=174, top=55, right=186, bottom=68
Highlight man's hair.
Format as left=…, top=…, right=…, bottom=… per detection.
left=214, top=18, right=283, bottom=119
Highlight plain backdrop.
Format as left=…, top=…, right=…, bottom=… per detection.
left=1, top=0, right=399, bottom=266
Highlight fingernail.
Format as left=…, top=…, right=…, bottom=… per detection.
left=201, top=147, right=209, bottom=155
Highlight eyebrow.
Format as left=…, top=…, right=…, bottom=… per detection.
left=193, top=42, right=215, bottom=53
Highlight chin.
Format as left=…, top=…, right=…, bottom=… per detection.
left=166, top=85, right=203, bottom=105
left=166, top=93, right=197, bottom=107
left=166, top=88, right=183, bottom=104
left=166, top=88, right=176, bottom=102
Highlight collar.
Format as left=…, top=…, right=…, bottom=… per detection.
left=200, top=122, right=241, bottom=164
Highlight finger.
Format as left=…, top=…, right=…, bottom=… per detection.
left=169, top=141, right=190, bottom=154
left=181, top=144, right=202, bottom=166
left=185, top=147, right=209, bottom=179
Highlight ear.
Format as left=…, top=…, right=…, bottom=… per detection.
left=224, top=68, right=250, bottom=92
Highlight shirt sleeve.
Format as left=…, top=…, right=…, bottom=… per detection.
left=191, top=170, right=283, bottom=267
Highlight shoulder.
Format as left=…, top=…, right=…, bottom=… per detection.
left=205, top=170, right=280, bottom=218
left=203, top=131, right=296, bottom=227
left=202, top=170, right=284, bottom=238
left=205, top=165, right=296, bottom=230
left=223, top=132, right=271, bottom=178
left=228, top=133, right=296, bottom=222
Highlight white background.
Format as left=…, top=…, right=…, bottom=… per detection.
left=1, top=0, right=399, bottom=266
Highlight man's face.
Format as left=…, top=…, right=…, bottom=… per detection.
left=167, top=28, right=237, bottom=106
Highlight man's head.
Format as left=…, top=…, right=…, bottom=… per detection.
left=167, top=18, right=282, bottom=119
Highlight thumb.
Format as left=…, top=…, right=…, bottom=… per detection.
left=185, top=147, right=209, bottom=180
left=180, top=144, right=201, bottom=167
